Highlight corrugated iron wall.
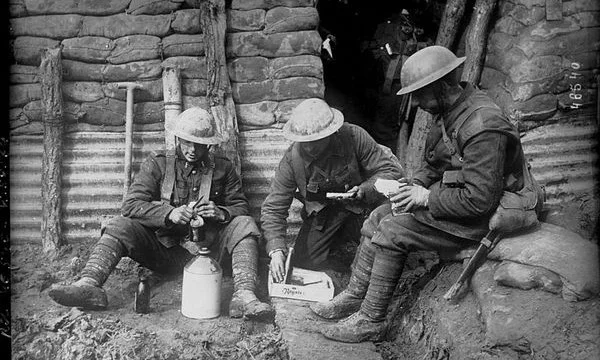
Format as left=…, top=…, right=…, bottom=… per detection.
left=10, top=129, right=301, bottom=245
left=9, top=120, right=598, bottom=245
left=521, top=119, right=599, bottom=206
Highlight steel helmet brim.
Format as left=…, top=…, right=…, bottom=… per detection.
left=396, top=56, right=466, bottom=96
left=282, top=108, right=344, bottom=142
left=165, top=122, right=223, bottom=145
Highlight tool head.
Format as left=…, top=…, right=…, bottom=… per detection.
left=115, top=82, right=143, bottom=90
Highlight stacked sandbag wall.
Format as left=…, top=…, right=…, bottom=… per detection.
left=9, top=0, right=323, bottom=135
left=480, top=0, right=599, bottom=127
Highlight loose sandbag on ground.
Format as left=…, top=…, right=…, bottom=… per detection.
left=488, top=222, right=600, bottom=301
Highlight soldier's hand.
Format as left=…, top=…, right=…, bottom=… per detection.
left=168, top=205, right=194, bottom=225
left=270, top=250, right=287, bottom=283
left=345, top=185, right=364, bottom=201
left=195, top=201, right=226, bottom=222
left=390, top=184, right=430, bottom=212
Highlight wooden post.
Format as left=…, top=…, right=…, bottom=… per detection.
left=462, top=0, right=497, bottom=86
left=403, top=0, right=467, bottom=178
left=162, top=67, right=182, bottom=151
left=436, top=0, right=468, bottom=49
left=39, top=47, right=65, bottom=257
left=199, top=0, right=242, bottom=176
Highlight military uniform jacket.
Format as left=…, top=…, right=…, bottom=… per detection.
left=412, top=83, right=525, bottom=241
left=260, top=123, right=404, bottom=254
left=121, top=150, right=250, bottom=248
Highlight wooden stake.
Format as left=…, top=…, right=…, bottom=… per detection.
left=200, top=0, right=242, bottom=176
left=39, top=47, right=65, bottom=257
left=462, top=0, right=497, bottom=86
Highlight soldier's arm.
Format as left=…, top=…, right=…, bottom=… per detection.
left=352, top=125, right=405, bottom=203
left=121, top=155, right=175, bottom=228
left=260, top=153, right=297, bottom=255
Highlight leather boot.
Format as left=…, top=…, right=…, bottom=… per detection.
left=310, top=236, right=375, bottom=319
left=49, top=235, right=124, bottom=310
left=321, top=310, right=387, bottom=343
left=320, top=245, right=406, bottom=343
left=229, top=238, right=274, bottom=319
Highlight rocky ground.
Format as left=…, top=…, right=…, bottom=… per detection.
left=7, top=196, right=600, bottom=360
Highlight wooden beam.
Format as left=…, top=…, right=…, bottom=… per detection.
left=462, top=0, right=497, bottom=86
left=436, top=0, right=468, bottom=48
left=39, top=47, right=65, bottom=257
left=162, top=67, right=182, bottom=152
left=200, top=0, right=242, bottom=176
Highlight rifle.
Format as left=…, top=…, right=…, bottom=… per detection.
left=443, top=229, right=502, bottom=303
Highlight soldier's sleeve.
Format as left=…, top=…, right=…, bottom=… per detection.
left=120, top=154, right=175, bottom=228
left=428, top=131, right=507, bottom=219
left=351, top=125, right=405, bottom=203
left=260, top=150, right=297, bottom=255
left=217, top=158, right=250, bottom=222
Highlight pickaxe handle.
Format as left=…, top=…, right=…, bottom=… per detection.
left=443, top=230, right=502, bottom=303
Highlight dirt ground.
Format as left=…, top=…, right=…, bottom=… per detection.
left=7, top=176, right=599, bottom=360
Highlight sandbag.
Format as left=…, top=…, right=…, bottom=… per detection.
left=12, top=36, right=61, bottom=66
left=161, top=56, right=206, bottom=79
left=171, top=9, right=202, bottom=34
left=107, top=35, right=161, bottom=64
left=263, top=7, right=318, bottom=34
left=226, top=30, right=321, bottom=58
left=493, top=260, right=563, bottom=294
left=9, top=83, right=41, bottom=108
left=10, top=14, right=82, bottom=38
left=231, top=77, right=323, bottom=103
left=228, top=9, right=265, bottom=32
left=162, top=34, right=204, bottom=57
left=127, top=0, right=182, bottom=15
left=227, top=57, right=270, bottom=82
left=63, top=81, right=105, bottom=102
left=270, top=55, right=322, bottom=79
left=61, top=36, right=114, bottom=63
left=104, top=79, right=164, bottom=103
left=10, top=65, right=39, bottom=84
left=230, top=0, right=314, bottom=10
left=182, top=78, right=208, bottom=96
left=488, top=222, right=599, bottom=301
left=80, top=13, right=171, bottom=38
left=274, top=99, right=303, bottom=123
left=235, top=101, right=277, bottom=126
left=21, top=0, right=130, bottom=16
left=182, top=96, right=209, bottom=110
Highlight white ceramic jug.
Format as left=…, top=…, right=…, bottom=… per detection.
left=181, top=248, right=222, bottom=319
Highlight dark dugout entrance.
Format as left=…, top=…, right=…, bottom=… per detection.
left=316, top=0, right=450, bottom=156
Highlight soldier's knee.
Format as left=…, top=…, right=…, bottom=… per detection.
left=361, top=204, right=392, bottom=237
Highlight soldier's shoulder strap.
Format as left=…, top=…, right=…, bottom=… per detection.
left=160, top=149, right=177, bottom=204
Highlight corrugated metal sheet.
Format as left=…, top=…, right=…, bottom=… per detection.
left=520, top=120, right=599, bottom=206
left=10, top=129, right=301, bottom=245
left=10, top=120, right=598, bottom=245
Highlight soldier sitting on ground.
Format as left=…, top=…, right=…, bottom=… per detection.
left=49, top=107, right=273, bottom=319
left=260, top=98, right=404, bottom=288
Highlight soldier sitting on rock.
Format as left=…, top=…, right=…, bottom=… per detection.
left=310, top=46, right=542, bottom=342
left=260, top=98, right=404, bottom=288
left=49, top=107, right=273, bottom=319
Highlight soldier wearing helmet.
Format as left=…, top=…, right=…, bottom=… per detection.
left=49, top=107, right=273, bottom=319
left=312, top=46, right=535, bottom=342
left=260, top=98, right=404, bottom=289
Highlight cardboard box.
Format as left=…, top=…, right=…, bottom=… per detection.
left=268, top=267, right=335, bottom=302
